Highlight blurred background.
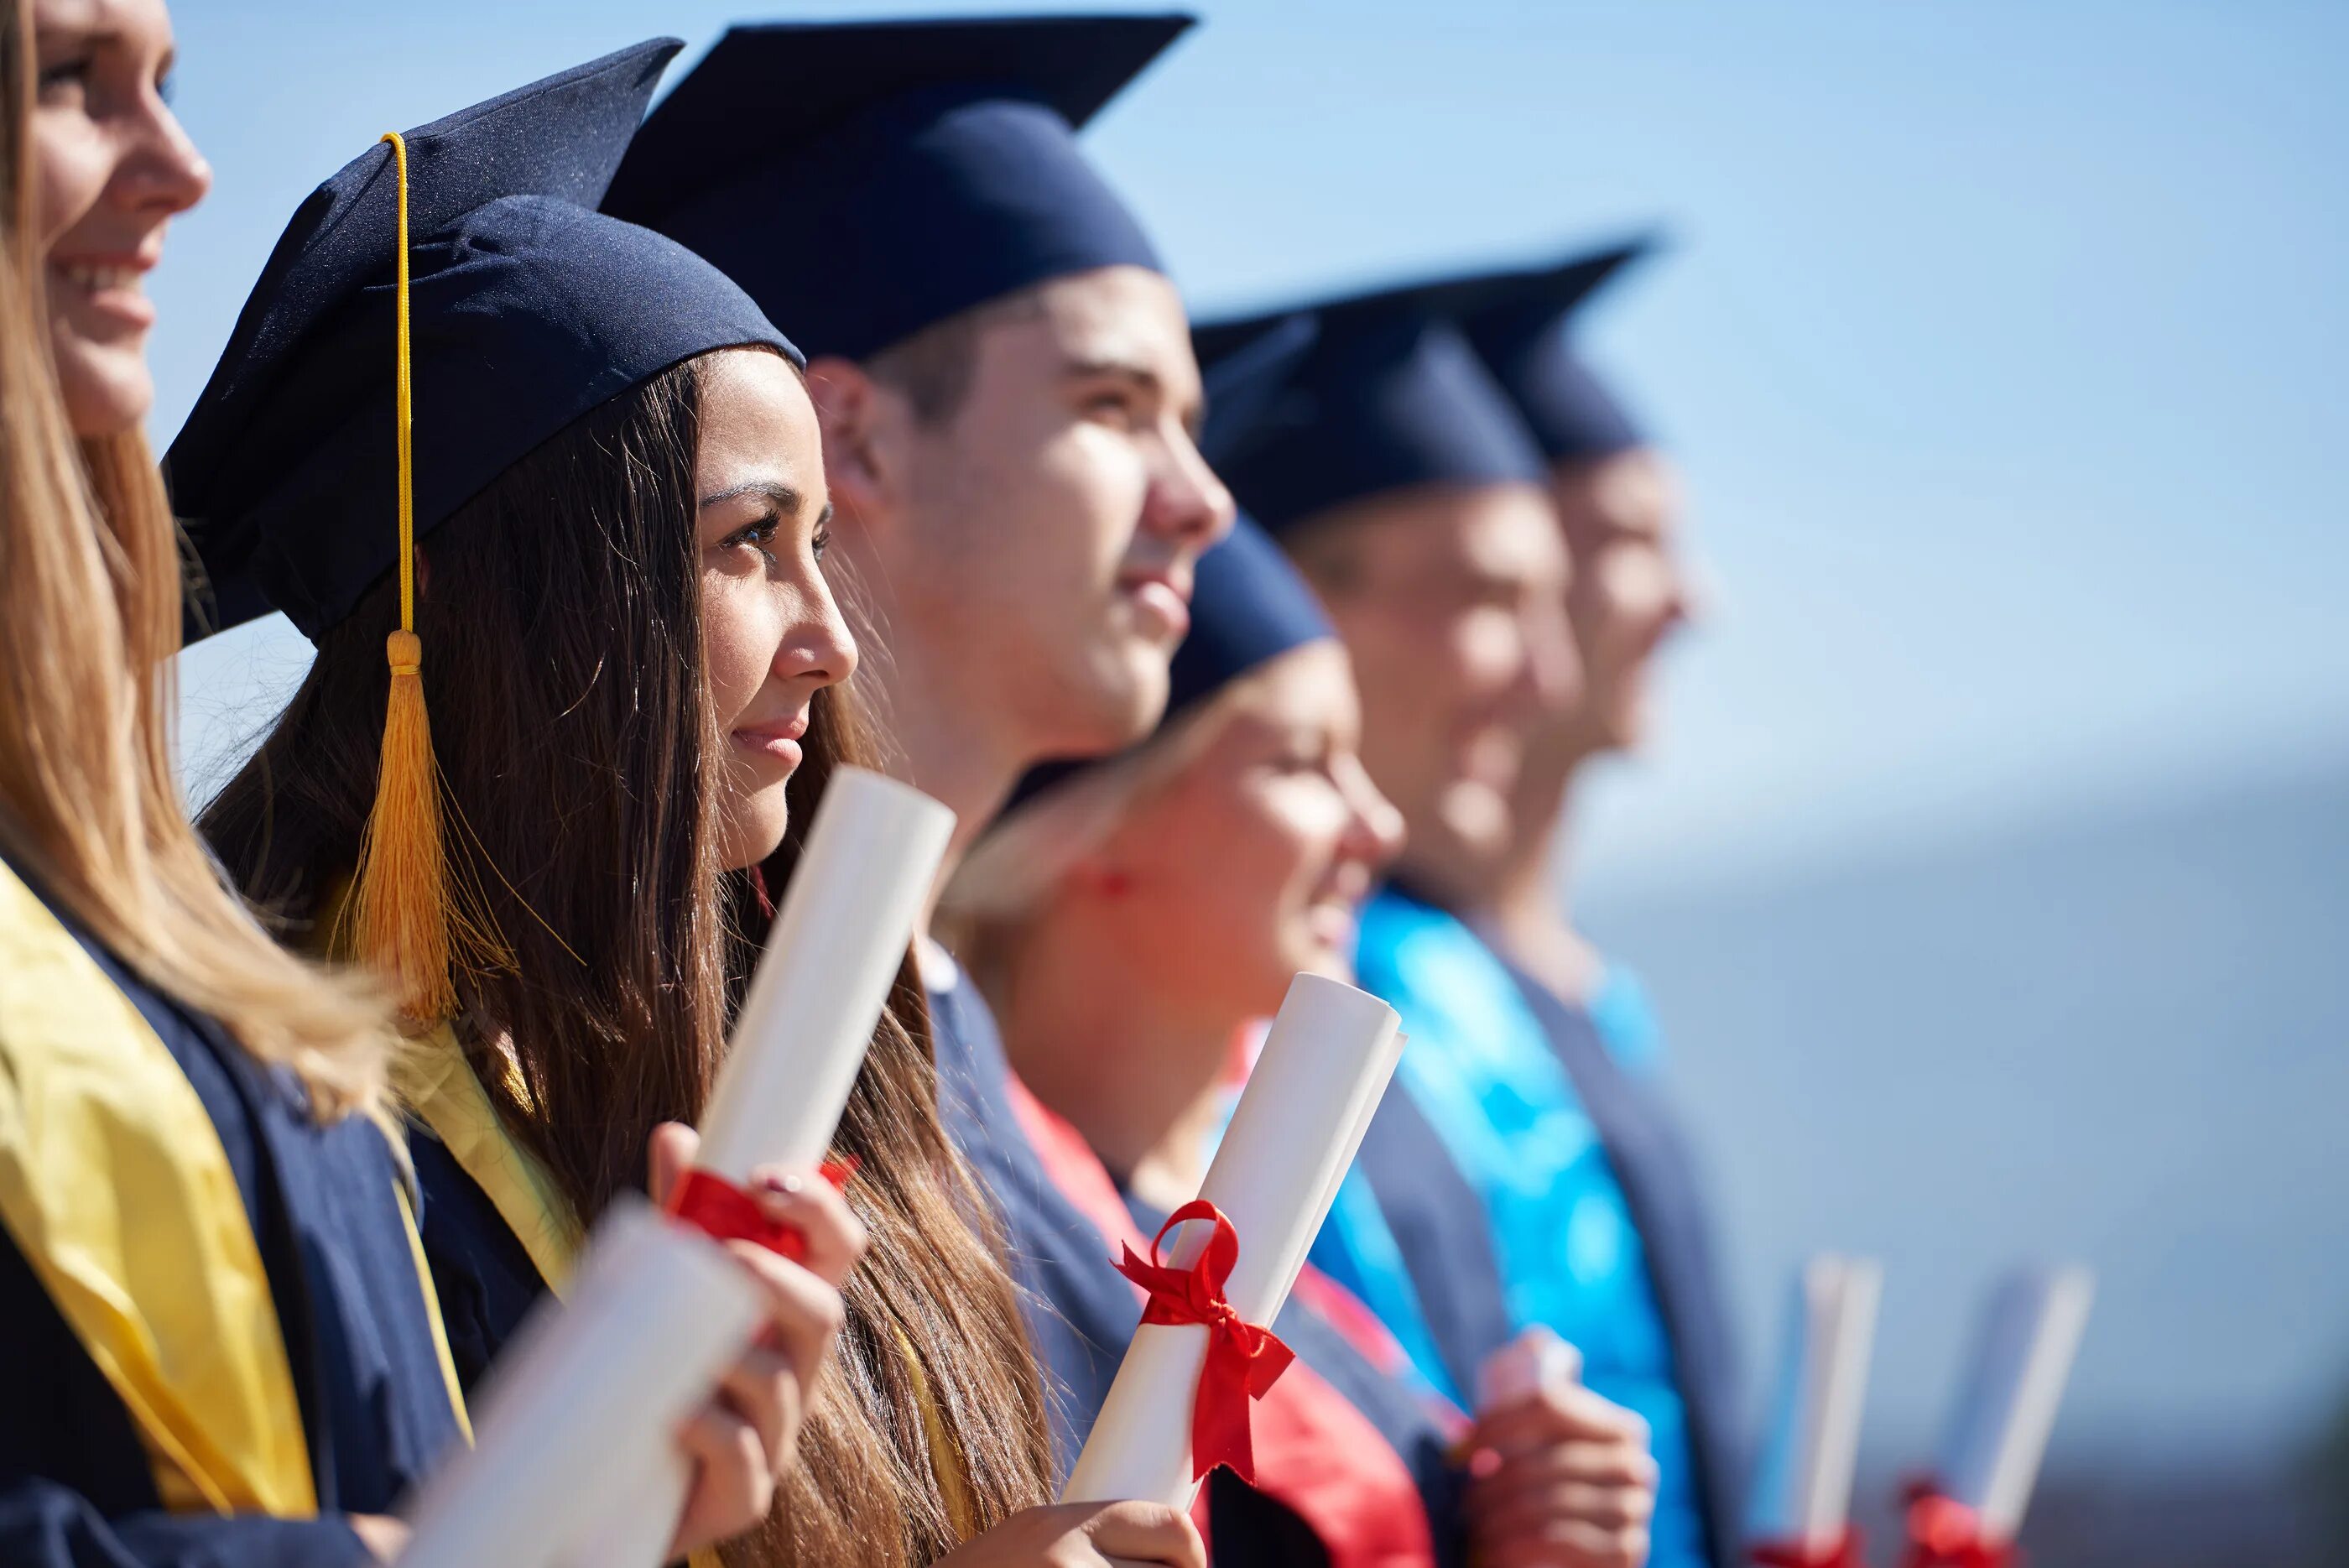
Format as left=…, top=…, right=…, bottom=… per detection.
left=157, top=4, right=2349, bottom=1564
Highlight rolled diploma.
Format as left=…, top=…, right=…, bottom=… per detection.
left=395, top=1201, right=762, bottom=1568
left=1797, top=1257, right=1881, bottom=1549
left=1743, top=1255, right=1882, bottom=1553
left=1935, top=1266, right=2093, bottom=1541
left=567, top=766, right=956, bottom=1568
left=1060, top=972, right=1404, bottom=1508
left=1477, top=1324, right=1585, bottom=1414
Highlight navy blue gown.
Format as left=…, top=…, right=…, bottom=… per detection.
left=0, top=858, right=465, bottom=1567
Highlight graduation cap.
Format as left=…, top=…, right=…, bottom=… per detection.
left=168, top=39, right=794, bottom=643
left=164, top=39, right=795, bottom=1022
left=998, top=513, right=1334, bottom=819
left=1192, top=294, right=1546, bottom=539
left=603, top=13, right=1192, bottom=361
left=1445, top=237, right=1659, bottom=462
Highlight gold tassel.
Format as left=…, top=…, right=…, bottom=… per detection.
left=348, top=130, right=453, bottom=1024
left=352, top=629, right=454, bottom=1022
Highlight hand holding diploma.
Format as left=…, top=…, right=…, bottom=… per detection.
left=568, top=767, right=953, bottom=1568
left=930, top=1501, right=1206, bottom=1568
left=648, top=1123, right=866, bottom=1561
left=1466, top=1327, right=1659, bottom=1568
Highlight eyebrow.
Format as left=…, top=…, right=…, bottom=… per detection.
left=698, top=479, right=805, bottom=515
left=1066, top=355, right=1210, bottom=438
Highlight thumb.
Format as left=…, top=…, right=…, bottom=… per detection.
left=646, top=1121, right=701, bottom=1206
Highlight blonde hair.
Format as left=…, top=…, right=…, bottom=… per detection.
left=940, top=666, right=1273, bottom=977
left=0, top=0, right=388, bottom=1112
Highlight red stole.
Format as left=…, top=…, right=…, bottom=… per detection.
left=1006, top=1076, right=1438, bottom=1568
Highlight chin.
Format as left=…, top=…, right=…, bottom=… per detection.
left=715, top=800, right=793, bottom=876
left=53, top=342, right=155, bottom=440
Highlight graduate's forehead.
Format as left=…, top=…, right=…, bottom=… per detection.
left=1001, top=264, right=1197, bottom=383
left=694, top=348, right=824, bottom=502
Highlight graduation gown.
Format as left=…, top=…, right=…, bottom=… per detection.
left=398, top=1023, right=985, bottom=1555
left=1309, top=883, right=1738, bottom=1568
left=0, top=854, right=466, bottom=1568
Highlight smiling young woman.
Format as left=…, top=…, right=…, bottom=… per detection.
left=0, top=1, right=466, bottom=1561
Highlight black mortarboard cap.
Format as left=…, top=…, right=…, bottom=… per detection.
left=603, top=13, right=1191, bottom=361
left=1445, top=237, right=1657, bottom=461
left=1194, top=293, right=1546, bottom=539
left=168, top=39, right=796, bottom=642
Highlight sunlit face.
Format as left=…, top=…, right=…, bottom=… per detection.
left=695, top=349, right=857, bottom=872
left=1294, top=482, right=1581, bottom=873
left=1086, top=642, right=1404, bottom=1021
left=1549, top=447, right=1693, bottom=754
left=883, top=265, right=1236, bottom=759
left=27, top=0, right=209, bottom=435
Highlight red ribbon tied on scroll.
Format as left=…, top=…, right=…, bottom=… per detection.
left=1749, top=1529, right=1866, bottom=1568
left=1112, top=1199, right=1298, bottom=1484
left=667, top=1158, right=857, bottom=1263
left=1899, top=1480, right=2018, bottom=1568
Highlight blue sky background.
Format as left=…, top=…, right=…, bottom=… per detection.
left=162, top=0, right=2349, bottom=892
left=155, top=0, right=2349, bottom=1492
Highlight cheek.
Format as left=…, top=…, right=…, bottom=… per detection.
left=1453, top=608, right=1522, bottom=701
left=699, top=576, right=779, bottom=721
left=29, top=113, right=107, bottom=251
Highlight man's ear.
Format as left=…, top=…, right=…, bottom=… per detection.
left=805, top=356, right=897, bottom=544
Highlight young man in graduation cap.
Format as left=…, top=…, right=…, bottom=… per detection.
left=1445, top=242, right=1742, bottom=1568
left=604, top=11, right=1236, bottom=1462
left=1195, top=282, right=1732, bottom=1568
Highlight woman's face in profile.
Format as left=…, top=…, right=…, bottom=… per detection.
left=694, top=348, right=859, bottom=873
left=27, top=0, right=208, bottom=436
left=1087, top=641, right=1406, bottom=1021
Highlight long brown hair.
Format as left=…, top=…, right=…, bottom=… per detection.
left=201, top=354, right=1052, bottom=1561
left=0, top=0, right=385, bottom=1110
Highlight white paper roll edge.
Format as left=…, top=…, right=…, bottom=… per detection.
left=698, top=766, right=955, bottom=1179
left=1799, top=1257, right=1881, bottom=1549
left=1939, top=1266, right=2094, bottom=1540
left=1477, top=1324, right=1585, bottom=1413
left=1060, top=973, right=1403, bottom=1508
left=396, top=1202, right=761, bottom=1568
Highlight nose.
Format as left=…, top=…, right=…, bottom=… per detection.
left=1336, top=753, right=1407, bottom=872
left=1518, top=596, right=1583, bottom=720
left=120, top=87, right=211, bottom=219
left=1140, top=426, right=1237, bottom=560
left=779, top=577, right=859, bottom=692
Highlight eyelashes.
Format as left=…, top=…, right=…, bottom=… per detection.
left=721, top=515, right=832, bottom=568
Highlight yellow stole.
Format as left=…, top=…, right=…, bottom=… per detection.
left=0, top=859, right=461, bottom=1516
left=395, top=1028, right=981, bottom=1544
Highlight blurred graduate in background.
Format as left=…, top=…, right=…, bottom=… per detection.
left=1197, top=258, right=1739, bottom=1568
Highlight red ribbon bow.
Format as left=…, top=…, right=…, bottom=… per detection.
left=1750, top=1529, right=1866, bottom=1568
left=667, top=1158, right=856, bottom=1263
left=1900, top=1480, right=2017, bottom=1568
left=1112, top=1199, right=1297, bottom=1484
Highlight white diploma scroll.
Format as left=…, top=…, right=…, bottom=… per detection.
left=1746, top=1254, right=1883, bottom=1555
left=1477, top=1324, right=1585, bottom=1414
left=571, top=767, right=956, bottom=1568
left=1060, top=972, right=1404, bottom=1509
left=1932, top=1265, right=2094, bottom=1542
left=395, top=1201, right=763, bottom=1568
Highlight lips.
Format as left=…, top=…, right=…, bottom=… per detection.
left=50, top=253, right=158, bottom=330
left=730, top=711, right=809, bottom=766
left=1118, top=566, right=1194, bottom=642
